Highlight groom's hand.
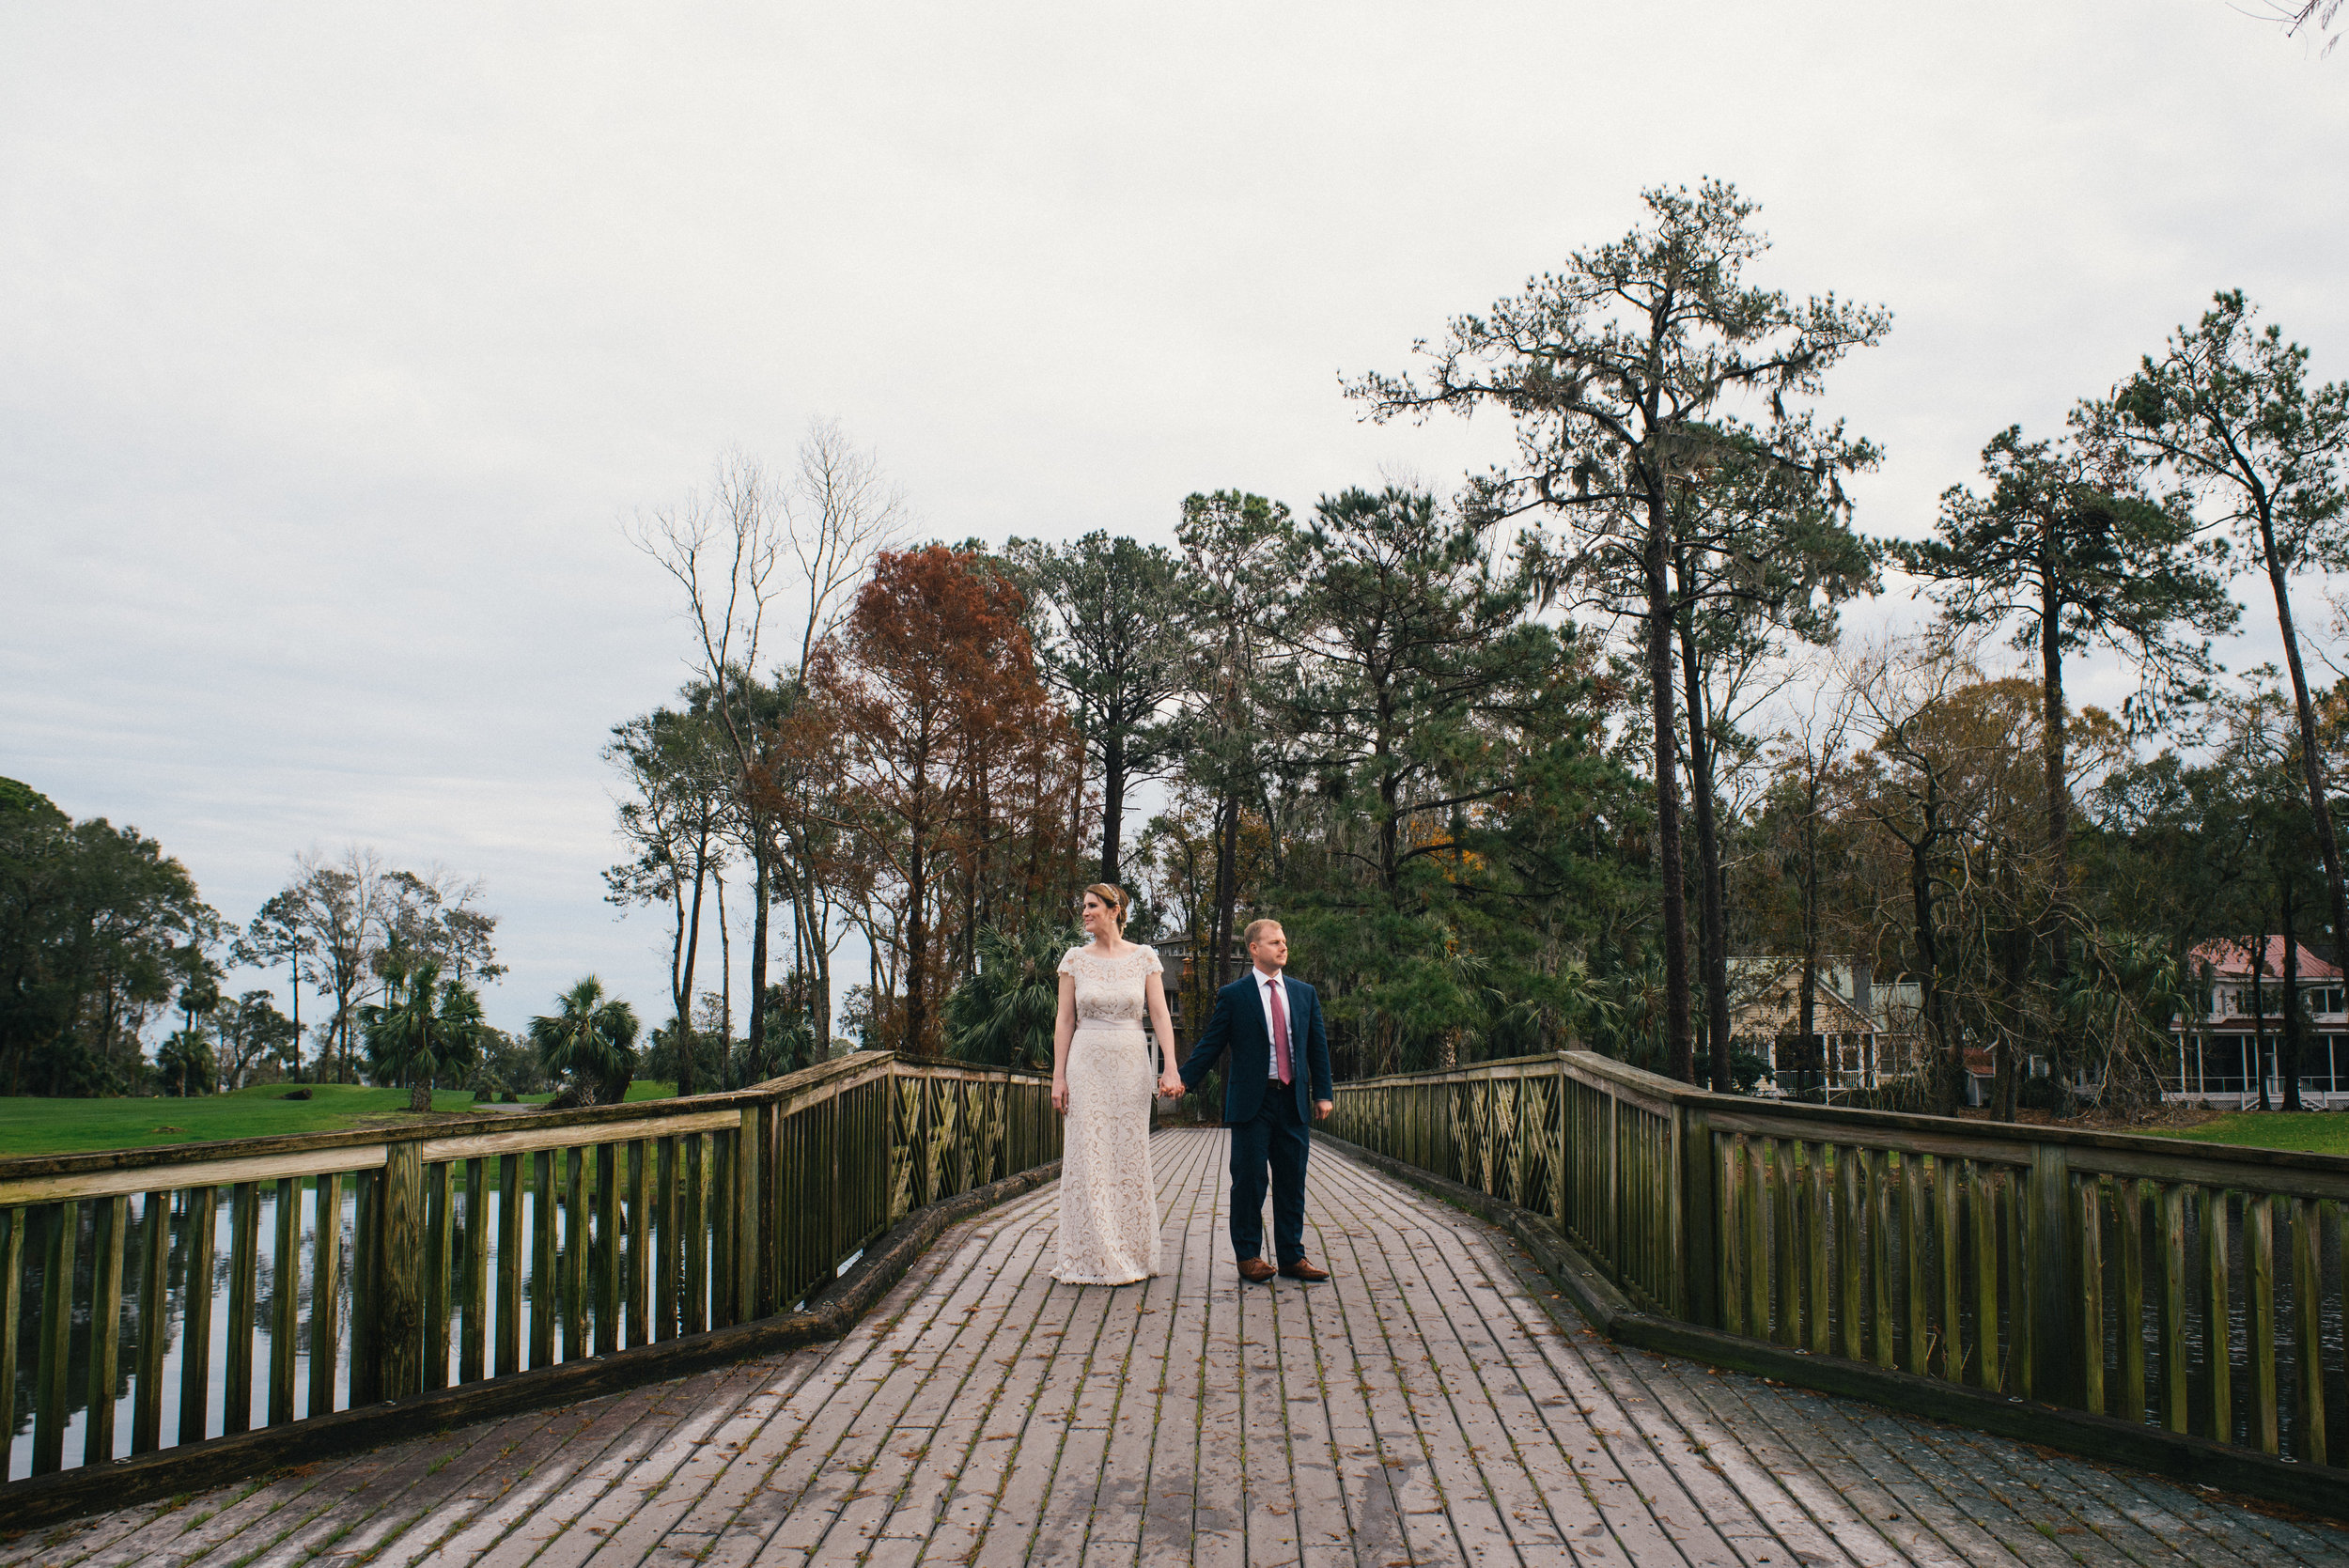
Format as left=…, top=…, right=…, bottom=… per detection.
left=1314, top=1100, right=1332, bottom=1120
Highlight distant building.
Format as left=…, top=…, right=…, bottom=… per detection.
left=1726, top=957, right=1924, bottom=1096
left=2166, top=938, right=2349, bottom=1108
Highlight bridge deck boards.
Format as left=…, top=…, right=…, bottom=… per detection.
left=5, top=1128, right=2342, bottom=1568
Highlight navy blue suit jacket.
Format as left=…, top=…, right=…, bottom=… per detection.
left=1179, top=970, right=1333, bottom=1123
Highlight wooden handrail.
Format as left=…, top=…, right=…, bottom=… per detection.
left=1330, top=1048, right=2349, bottom=1490
left=0, top=1053, right=1062, bottom=1491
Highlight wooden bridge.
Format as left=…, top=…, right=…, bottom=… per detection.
left=1, top=1053, right=2347, bottom=1564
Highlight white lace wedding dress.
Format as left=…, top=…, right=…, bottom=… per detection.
left=1053, top=943, right=1164, bottom=1285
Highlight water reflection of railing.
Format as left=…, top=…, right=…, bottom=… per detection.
left=1330, top=1050, right=2349, bottom=1516
left=0, top=1052, right=1057, bottom=1496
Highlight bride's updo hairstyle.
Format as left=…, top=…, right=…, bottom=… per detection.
left=1081, top=883, right=1128, bottom=929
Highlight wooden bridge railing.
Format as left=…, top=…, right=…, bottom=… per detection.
left=1331, top=1049, right=2349, bottom=1491
left=0, top=1052, right=1057, bottom=1485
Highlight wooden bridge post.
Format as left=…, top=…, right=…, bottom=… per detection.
left=2028, top=1141, right=2079, bottom=1410
left=1679, top=1104, right=1718, bottom=1328
left=376, top=1139, right=426, bottom=1401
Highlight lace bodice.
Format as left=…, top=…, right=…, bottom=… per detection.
left=1059, top=944, right=1159, bottom=1028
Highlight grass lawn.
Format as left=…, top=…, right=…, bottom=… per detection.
left=2150, top=1111, right=2349, bottom=1157
left=0, top=1080, right=678, bottom=1158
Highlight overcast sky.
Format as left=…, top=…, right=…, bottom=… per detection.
left=5, top=3, right=2345, bottom=1040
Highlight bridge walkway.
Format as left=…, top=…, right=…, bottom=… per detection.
left=5, top=1128, right=2341, bottom=1567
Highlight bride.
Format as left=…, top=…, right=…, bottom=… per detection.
left=1050, top=882, right=1185, bottom=1285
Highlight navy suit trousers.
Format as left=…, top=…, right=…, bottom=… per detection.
left=1228, top=1081, right=1310, bottom=1265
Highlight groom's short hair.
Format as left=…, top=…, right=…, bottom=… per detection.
left=1243, top=918, right=1283, bottom=947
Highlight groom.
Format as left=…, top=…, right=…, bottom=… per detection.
left=1178, top=918, right=1334, bottom=1282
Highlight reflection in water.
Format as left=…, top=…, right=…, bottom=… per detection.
left=4, top=1180, right=675, bottom=1482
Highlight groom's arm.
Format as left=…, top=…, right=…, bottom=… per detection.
left=1179, top=988, right=1235, bottom=1092
left=1303, top=987, right=1333, bottom=1109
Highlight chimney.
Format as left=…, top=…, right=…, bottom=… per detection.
left=1852, top=961, right=1873, bottom=1019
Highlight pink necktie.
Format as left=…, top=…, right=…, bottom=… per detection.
left=1268, top=979, right=1292, bottom=1084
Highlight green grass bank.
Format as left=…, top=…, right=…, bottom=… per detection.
left=0, top=1080, right=679, bottom=1158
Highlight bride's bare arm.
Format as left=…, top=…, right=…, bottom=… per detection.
left=1145, top=970, right=1182, bottom=1096
left=1051, top=973, right=1076, bottom=1113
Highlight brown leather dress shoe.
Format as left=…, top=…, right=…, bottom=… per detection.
left=1237, top=1257, right=1277, bottom=1283
left=1279, top=1259, right=1330, bottom=1282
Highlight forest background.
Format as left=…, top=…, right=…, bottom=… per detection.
left=6, top=7, right=2349, bottom=1126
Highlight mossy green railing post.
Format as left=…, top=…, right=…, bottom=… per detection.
left=1679, top=1101, right=1719, bottom=1329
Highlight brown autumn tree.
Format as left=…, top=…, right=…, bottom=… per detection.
left=802, top=546, right=1077, bottom=1054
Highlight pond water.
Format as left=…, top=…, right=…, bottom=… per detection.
left=4, top=1179, right=703, bottom=1482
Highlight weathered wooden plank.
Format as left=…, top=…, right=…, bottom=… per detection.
left=424, top=1159, right=452, bottom=1391
left=596, top=1141, right=619, bottom=1356
left=1937, top=1155, right=1961, bottom=1384
left=1838, top=1141, right=1863, bottom=1362
left=0, top=1147, right=387, bottom=1207
left=2120, top=1176, right=2147, bottom=1423
left=378, top=1141, right=425, bottom=1400
left=177, top=1188, right=214, bottom=1447
left=2204, top=1185, right=2232, bottom=1446
left=86, top=1195, right=126, bottom=1466
left=497, top=1153, right=522, bottom=1376
left=2080, top=1175, right=2106, bottom=1417
left=0, top=1211, right=18, bottom=1477
left=563, top=1143, right=588, bottom=1361
left=627, top=1138, right=648, bottom=1349
left=2293, top=1195, right=2325, bottom=1467
left=1867, top=1145, right=1893, bottom=1370
left=531, top=1149, right=555, bottom=1369
left=35, top=1202, right=80, bottom=1473
left=415, top=1109, right=744, bottom=1165
left=1903, top=1153, right=1928, bottom=1375
left=2160, top=1182, right=2188, bottom=1435
left=656, top=1135, right=678, bottom=1343
left=310, top=1172, right=341, bottom=1419
left=2248, top=1192, right=2278, bottom=1455
left=132, top=1194, right=166, bottom=1456
left=269, top=1176, right=299, bottom=1424
left=1772, top=1137, right=1797, bottom=1346
left=223, top=1180, right=258, bottom=1436
left=462, top=1156, right=487, bottom=1384
left=685, top=1131, right=708, bottom=1336
left=1806, top=1141, right=1829, bottom=1358
left=1971, top=1162, right=1999, bottom=1392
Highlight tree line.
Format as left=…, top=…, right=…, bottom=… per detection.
left=612, top=181, right=2349, bottom=1126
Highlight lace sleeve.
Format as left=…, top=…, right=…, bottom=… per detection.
left=1057, top=948, right=1080, bottom=977
left=1143, top=946, right=1162, bottom=975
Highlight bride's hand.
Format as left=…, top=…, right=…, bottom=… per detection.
left=1157, top=1072, right=1184, bottom=1100
left=1051, top=1078, right=1069, bottom=1114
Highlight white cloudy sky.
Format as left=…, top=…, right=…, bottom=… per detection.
left=4, top=3, right=2345, bottom=1037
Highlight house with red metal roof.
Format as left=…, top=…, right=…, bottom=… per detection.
left=2167, top=937, right=2349, bottom=1106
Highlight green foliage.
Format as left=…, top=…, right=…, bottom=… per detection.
left=359, top=956, right=494, bottom=1112
left=944, top=922, right=1081, bottom=1070
left=529, top=976, right=642, bottom=1106
left=0, top=778, right=218, bottom=1095
left=154, top=1029, right=215, bottom=1097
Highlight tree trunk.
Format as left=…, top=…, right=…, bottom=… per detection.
left=410, top=1077, right=433, bottom=1114
left=1798, top=795, right=1820, bottom=1104
left=906, top=835, right=929, bottom=1056
left=1912, top=807, right=1955, bottom=1115
left=2041, top=571, right=2075, bottom=1093
left=1676, top=597, right=1732, bottom=1093
left=1642, top=505, right=1693, bottom=1083
left=747, top=833, right=770, bottom=1071
left=673, top=849, right=708, bottom=1098
left=1212, top=791, right=1241, bottom=988
left=2259, top=519, right=2349, bottom=1013
left=1100, top=728, right=1127, bottom=886
left=2282, top=885, right=2306, bottom=1111
left=2253, top=923, right=2273, bottom=1113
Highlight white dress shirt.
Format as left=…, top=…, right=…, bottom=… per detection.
left=1253, top=969, right=1288, bottom=1079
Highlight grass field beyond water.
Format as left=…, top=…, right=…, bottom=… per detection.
left=2150, top=1110, right=2349, bottom=1157
left=0, top=1080, right=678, bottom=1158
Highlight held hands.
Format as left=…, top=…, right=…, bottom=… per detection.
left=1157, top=1071, right=1186, bottom=1101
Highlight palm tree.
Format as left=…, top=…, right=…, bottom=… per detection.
left=360, top=957, right=492, bottom=1112
left=530, top=977, right=641, bottom=1107
left=155, top=1029, right=215, bottom=1097
left=944, top=923, right=1079, bottom=1069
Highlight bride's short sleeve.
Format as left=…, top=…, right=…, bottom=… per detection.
left=1057, top=948, right=1081, bottom=977
left=1144, top=947, right=1162, bottom=974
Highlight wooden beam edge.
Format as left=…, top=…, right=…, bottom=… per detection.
left=0, top=1159, right=1061, bottom=1534
left=1313, top=1131, right=2349, bottom=1523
